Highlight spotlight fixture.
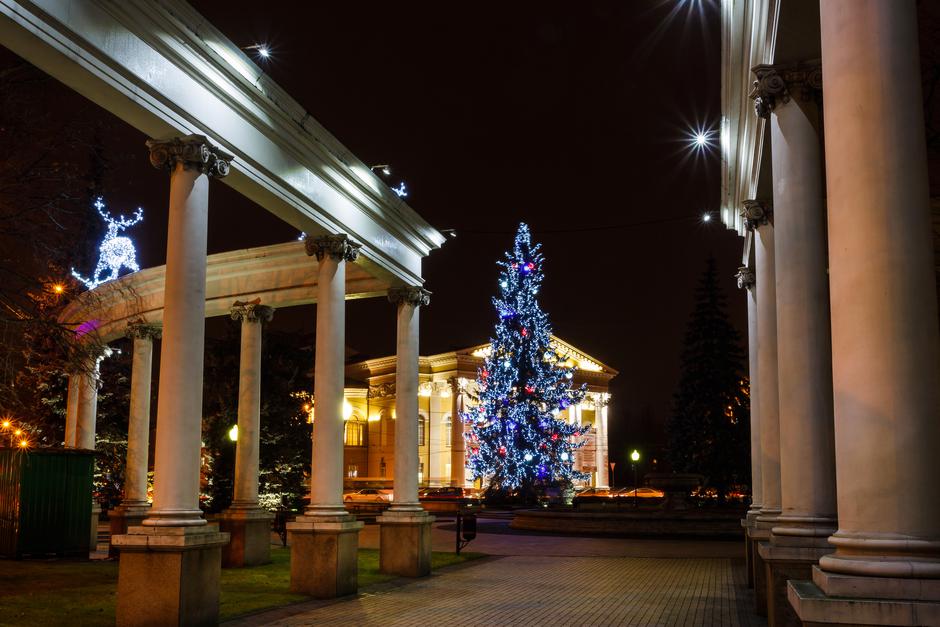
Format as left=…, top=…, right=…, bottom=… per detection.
left=243, top=43, right=272, bottom=61
left=370, top=164, right=392, bottom=176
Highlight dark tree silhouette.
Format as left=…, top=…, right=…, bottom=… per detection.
left=667, top=257, right=750, bottom=499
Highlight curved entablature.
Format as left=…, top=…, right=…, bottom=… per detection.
left=0, top=0, right=446, bottom=285
left=58, top=240, right=390, bottom=343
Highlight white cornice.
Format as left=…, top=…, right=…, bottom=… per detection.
left=720, top=0, right=779, bottom=236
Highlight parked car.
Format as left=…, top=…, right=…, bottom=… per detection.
left=343, top=488, right=393, bottom=504
left=419, top=487, right=480, bottom=502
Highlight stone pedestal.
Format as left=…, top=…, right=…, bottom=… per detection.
left=287, top=514, right=363, bottom=598
left=788, top=567, right=940, bottom=627
left=219, top=508, right=272, bottom=567
left=760, top=540, right=832, bottom=627
left=378, top=510, right=435, bottom=577
left=109, top=504, right=150, bottom=558
left=112, top=524, right=229, bottom=627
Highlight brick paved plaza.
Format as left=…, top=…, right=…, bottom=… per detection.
left=229, top=516, right=764, bottom=626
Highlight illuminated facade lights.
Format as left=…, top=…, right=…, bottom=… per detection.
left=71, top=197, right=143, bottom=290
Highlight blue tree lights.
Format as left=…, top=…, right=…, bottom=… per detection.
left=465, top=223, right=589, bottom=494
left=71, top=197, right=143, bottom=290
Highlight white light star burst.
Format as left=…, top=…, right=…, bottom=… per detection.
left=71, top=197, right=143, bottom=290
left=392, top=182, right=408, bottom=198
left=686, top=126, right=715, bottom=154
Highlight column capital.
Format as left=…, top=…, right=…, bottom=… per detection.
left=735, top=266, right=756, bottom=291
left=305, top=234, right=361, bottom=262
left=741, top=200, right=773, bottom=231
left=448, top=376, right=467, bottom=394
left=230, top=299, right=274, bottom=324
left=126, top=320, right=162, bottom=341
left=750, top=61, right=822, bottom=119
left=145, top=134, right=234, bottom=178
left=388, top=286, right=431, bottom=308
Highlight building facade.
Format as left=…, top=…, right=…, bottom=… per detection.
left=340, top=336, right=618, bottom=489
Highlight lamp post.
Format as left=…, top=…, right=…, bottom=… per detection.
left=630, top=449, right=640, bottom=508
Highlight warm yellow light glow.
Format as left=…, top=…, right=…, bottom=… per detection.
left=367, top=414, right=381, bottom=422
left=18, top=439, right=29, bottom=448
left=343, top=401, right=354, bottom=420
left=631, top=449, right=640, bottom=462
left=1, top=419, right=10, bottom=429
left=13, top=429, right=22, bottom=437
left=471, top=346, right=492, bottom=358
left=52, top=283, right=65, bottom=294
left=228, top=425, right=238, bottom=442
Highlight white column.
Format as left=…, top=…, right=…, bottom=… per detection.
left=754, top=62, right=838, bottom=542
left=594, top=397, right=609, bottom=489
left=449, top=377, right=465, bottom=487
left=305, top=234, right=360, bottom=517
left=144, top=135, right=232, bottom=527
left=124, top=323, right=160, bottom=509
left=743, top=201, right=781, bottom=522
left=736, top=266, right=762, bottom=514
left=388, top=286, right=430, bottom=510
left=818, top=0, right=940, bottom=580
left=64, top=373, right=81, bottom=448
left=75, top=359, right=100, bottom=451
left=229, top=302, right=273, bottom=509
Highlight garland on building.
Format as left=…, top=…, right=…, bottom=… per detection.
left=465, top=223, right=588, bottom=494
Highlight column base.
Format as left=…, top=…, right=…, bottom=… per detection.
left=377, top=509, right=435, bottom=577
left=743, top=514, right=757, bottom=588
left=219, top=507, right=273, bottom=568
left=788, top=566, right=940, bottom=626
left=748, top=525, right=771, bottom=613
left=287, top=513, right=364, bottom=598
left=759, top=539, right=833, bottom=627
left=112, top=524, right=229, bottom=627
left=109, top=504, right=151, bottom=558
left=91, top=503, right=102, bottom=552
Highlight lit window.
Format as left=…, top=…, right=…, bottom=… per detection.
left=344, top=419, right=364, bottom=446
left=418, top=414, right=427, bottom=445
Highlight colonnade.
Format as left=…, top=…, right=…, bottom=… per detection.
left=58, top=134, right=434, bottom=625
left=740, top=2, right=940, bottom=625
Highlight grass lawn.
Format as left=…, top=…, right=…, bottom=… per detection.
left=0, top=548, right=484, bottom=626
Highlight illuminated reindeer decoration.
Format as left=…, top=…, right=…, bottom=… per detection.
left=72, top=197, right=144, bottom=290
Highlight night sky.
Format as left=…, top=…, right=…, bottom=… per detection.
left=3, top=1, right=747, bottom=470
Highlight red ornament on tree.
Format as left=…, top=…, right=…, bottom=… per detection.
left=551, top=433, right=559, bottom=441
left=499, top=446, right=507, bottom=456
left=525, top=385, right=534, bottom=394
left=520, top=328, right=528, bottom=337
left=481, top=368, right=489, bottom=378
left=526, top=262, right=535, bottom=271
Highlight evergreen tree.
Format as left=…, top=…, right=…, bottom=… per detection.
left=466, top=223, right=588, bottom=497
left=668, top=257, right=750, bottom=499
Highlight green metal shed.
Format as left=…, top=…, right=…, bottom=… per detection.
left=0, top=448, right=95, bottom=558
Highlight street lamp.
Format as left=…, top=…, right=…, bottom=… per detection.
left=630, top=449, right=640, bottom=508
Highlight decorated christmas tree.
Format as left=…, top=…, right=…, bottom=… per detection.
left=465, top=223, right=588, bottom=497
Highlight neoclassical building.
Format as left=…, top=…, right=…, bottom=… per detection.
left=340, top=337, right=617, bottom=489
left=723, top=1, right=940, bottom=625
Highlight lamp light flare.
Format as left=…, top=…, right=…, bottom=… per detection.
left=392, top=182, right=408, bottom=197
left=257, top=46, right=270, bottom=59
left=685, top=126, right=716, bottom=154
left=52, top=283, right=65, bottom=294
left=18, top=439, right=29, bottom=448
left=702, top=212, right=712, bottom=223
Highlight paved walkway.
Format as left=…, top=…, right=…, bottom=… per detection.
left=231, top=516, right=765, bottom=627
